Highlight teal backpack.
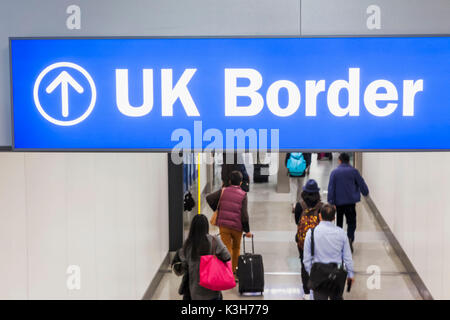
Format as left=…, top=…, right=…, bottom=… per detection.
left=287, top=153, right=307, bottom=176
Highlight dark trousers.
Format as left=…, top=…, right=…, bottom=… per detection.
left=211, top=292, right=223, bottom=300
left=336, top=204, right=357, bottom=242
left=298, top=248, right=310, bottom=294
left=313, top=290, right=343, bottom=300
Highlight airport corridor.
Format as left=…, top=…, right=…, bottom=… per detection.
left=153, top=155, right=422, bottom=300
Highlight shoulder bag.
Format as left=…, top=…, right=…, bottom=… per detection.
left=199, top=236, right=236, bottom=291
left=210, top=188, right=225, bottom=226
left=307, top=228, right=348, bottom=297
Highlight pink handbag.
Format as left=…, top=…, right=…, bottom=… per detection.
left=199, top=237, right=236, bottom=291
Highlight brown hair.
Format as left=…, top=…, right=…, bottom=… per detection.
left=320, top=204, right=336, bottom=221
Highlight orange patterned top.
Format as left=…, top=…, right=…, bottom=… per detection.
left=296, top=206, right=321, bottom=250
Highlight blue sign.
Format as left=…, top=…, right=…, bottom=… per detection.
left=9, top=37, right=450, bottom=150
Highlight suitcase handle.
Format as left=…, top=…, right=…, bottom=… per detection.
left=242, top=234, right=255, bottom=254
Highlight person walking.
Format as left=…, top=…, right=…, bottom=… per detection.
left=286, top=152, right=312, bottom=212
left=294, top=179, right=322, bottom=300
left=206, top=171, right=252, bottom=276
left=303, top=204, right=354, bottom=300
left=176, top=214, right=231, bottom=300
left=221, top=152, right=250, bottom=192
left=317, top=152, right=333, bottom=161
left=327, top=152, right=369, bottom=252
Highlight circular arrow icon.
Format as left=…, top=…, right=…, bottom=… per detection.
left=33, top=62, right=96, bottom=126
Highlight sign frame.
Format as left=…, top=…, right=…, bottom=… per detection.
left=9, top=35, right=450, bottom=152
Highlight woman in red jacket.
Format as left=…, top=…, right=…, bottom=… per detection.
left=207, top=171, right=252, bottom=275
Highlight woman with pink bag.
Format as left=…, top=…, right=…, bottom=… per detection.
left=176, top=214, right=233, bottom=300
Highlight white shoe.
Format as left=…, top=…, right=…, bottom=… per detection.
left=303, top=294, right=310, bottom=300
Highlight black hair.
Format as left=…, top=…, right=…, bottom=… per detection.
left=320, top=204, right=336, bottom=221
left=229, top=170, right=243, bottom=186
left=339, top=153, right=350, bottom=163
left=301, top=191, right=321, bottom=208
left=183, top=214, right=210, bottom=260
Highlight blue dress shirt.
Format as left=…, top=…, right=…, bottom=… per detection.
left=303, top=221, right=354, bottom=278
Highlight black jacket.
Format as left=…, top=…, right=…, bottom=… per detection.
left=221, top=163, right=249, bottom=186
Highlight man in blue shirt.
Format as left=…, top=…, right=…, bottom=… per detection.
left=303, top=204, right=354, bottom=300
left=328, top=153, right=369, bottom=252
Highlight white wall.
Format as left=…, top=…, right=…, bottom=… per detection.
left=0, top=152, right=169, bottom=299
left=362, top=152, right=450, bottom=300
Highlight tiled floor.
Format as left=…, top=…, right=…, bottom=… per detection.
left=153, top=154, right=422, bottom=300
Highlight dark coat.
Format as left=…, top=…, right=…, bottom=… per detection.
left=178, top=235, right=231, bottom=300
left=172, top=249, right=191, bottom=300
left=221, top=153, right=249, bottom=187
left=221, top=163, right=249, bottom=186
left=327, top=163, right=369, bottom=206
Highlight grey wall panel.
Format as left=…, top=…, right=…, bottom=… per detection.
left=302, top=0, right=450, bottom=35
left=8, top=0, right=300, bottom=36
left=0, top=0, right=301, bottom=147
left=0, top=1, right=12, bottom=146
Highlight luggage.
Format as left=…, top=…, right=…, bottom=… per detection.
left=287, top=153, right=307, bottom=176
left=237, top=235, right=265, bottom=295
left=307, top=228, right=347, bottom=296
left=253, top=164, right=269, bottom=183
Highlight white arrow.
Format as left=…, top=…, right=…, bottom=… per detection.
left=46, top=71, right=84, bottom=118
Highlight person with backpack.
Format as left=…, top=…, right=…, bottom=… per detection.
left=206, top=171, right=252, bottom=277
left=303, top=204, right=354, bottom=300
left=175, top=214, right=231, bottom=300
left=327, top=153, right=369, bottom=252
left=294, top=179, right=322, bottom=300
left=286, top=153, right=312, bottom=212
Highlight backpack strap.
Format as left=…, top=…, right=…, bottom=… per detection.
left=311, top=227, right=315, bottom=258
left=313, top=201, right=323, bottom=216
left=299, top=200, right=307, bottom=212
left=303, top=207, right=313, bottom=216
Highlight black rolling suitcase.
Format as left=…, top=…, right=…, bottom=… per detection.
left=253, top=164, right=269, bottom=183
left=237, top=235, right=264, bottom=295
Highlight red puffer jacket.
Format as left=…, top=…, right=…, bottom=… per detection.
left=217, top=186, right=247, bottom=232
